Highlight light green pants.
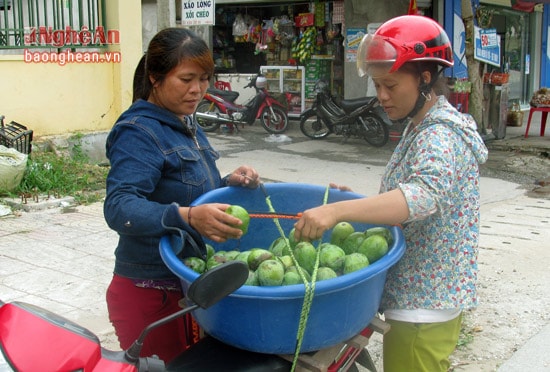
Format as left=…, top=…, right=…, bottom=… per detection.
left=383, top=314, right=462, bottom=372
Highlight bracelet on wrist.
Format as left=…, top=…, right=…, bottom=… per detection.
left=187, top=206, right=193, bottom=227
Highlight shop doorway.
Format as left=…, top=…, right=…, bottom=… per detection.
left=482, top=6, right=530, bottom=104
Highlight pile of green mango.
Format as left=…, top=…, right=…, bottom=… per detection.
left=181, top=223, right=393, bottom=287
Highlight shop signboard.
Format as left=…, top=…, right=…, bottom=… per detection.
left=474, top=26, right=501, bottom=67
left=480, top=28, right=498, bottom=48
left=181, top=0, right=215, bottom=26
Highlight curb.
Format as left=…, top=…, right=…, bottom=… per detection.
left=497, top=322, right=550, bottom=371
left=2, top=195, right=75, bottom=212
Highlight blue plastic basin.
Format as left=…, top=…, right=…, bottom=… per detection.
left=160, top=182, right=405, bottom=354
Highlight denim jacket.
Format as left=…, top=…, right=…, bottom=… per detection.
left=104, top=99, right=225, bottom=279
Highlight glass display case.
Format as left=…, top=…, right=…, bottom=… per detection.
left=260, top=65, right=305, bottom=118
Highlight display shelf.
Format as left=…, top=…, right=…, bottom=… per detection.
left=260, top=65, right=306, bottom=117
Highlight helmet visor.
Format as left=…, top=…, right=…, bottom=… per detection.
left=357, top=33, right=431, bottom=78
left=357, top=34, right=398, bottom=78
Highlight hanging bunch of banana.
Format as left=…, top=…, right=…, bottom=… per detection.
left=291, top=27, right=317, bottom=64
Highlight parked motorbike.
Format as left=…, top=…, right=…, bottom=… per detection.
left=299, top=81, right=390, bottom=147
left=0, top=261, right=279, bottom=372
left=195, top=74, right=289, bottom=134
left=0, top=259, right=378, bottom=372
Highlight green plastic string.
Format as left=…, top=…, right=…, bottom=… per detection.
left=263, top=195, right=311, bottom=293
left=263, top=195, right=288, bottom=239
left=263, top=185, right=330, bottom=371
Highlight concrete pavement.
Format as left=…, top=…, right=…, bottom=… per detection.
left=479, top=111, right=550, bottom=371
left=498, top=322, right=550, bottom=371
left=1, top=111, right=549, bottom=370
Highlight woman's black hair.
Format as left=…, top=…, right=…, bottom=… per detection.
left=132, top=54, right=147, bottom=102
left=400, top=61, right=450, bottom=119
left=134, top=28, right=214, bottom=101
left=421, top=63, right=450, bottom=97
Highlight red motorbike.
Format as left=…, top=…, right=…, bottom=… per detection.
left=195, top=74, right=289, bottom=134
left=0, top=259, right=381, bottom=372
left=0, top=261, right=285, bottom=372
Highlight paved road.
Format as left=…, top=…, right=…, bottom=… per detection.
left=1, top=121, right=549, bottom=370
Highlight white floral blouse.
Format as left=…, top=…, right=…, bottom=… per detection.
left=380, top=96, right=489, bottom=311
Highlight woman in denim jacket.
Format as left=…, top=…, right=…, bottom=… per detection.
left=294, top=16, right=488, bottom=371
left=104, top=28, right=259, bottom=363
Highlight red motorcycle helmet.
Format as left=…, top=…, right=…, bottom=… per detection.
left=357, top=15, right=453, bottom=78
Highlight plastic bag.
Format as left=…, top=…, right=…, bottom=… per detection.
left=232, top=14, right=248, bottom=36
left=0, top=145, right=28, bottom=192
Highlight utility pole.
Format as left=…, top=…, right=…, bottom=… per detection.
left=461, top=0, right=485, bottom=134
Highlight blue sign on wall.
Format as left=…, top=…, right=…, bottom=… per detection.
left=480, top=28, right=498, bottom=48
left=474, top=26, right=501, bottom=67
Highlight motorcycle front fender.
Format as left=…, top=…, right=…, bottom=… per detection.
left=299, top=107, right=316, bottom=120
left=255, top=99, right=285, bottom=119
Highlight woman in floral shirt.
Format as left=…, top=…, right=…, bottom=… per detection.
left=294, top=15, right=488, bottom=371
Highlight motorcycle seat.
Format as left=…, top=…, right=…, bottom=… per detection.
left=0, top=302, right=102, bottom=371
left=166, top=336, right=290, bottom=371
left=207, top=87, right=240, bottom=102
left=339, top=96, right=378, bottom=113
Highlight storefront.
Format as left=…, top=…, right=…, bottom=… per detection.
left=478, top=3, right=533, bottom=104
left=210, top=1, right=345, bottom=117
left=446, top=0, right=548, bottom=106
left=151, top=0, right=548, bottom=117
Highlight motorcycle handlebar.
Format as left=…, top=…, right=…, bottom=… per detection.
left=245, top=77, right=258, bottom=89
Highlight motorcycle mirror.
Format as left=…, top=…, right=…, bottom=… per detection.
left=187, top=260, right=248, bottom=309
left=125, top=261, right=248, bottom=364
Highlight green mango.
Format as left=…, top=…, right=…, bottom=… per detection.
left=269, top=237, right=291, bottom=257
left=183, top=257, right=206, bottom=274
left=357, top=235, right=389, bottom=264
left=206, top=251, right=228, bottom=270
left=277, top=255, right=294, bottom=269
left=205, top=244, right=215, bottom=260
left=225, top=250, right=241, bottom=261
left=319, top=244, right=346, bottom=273
left=317, top=267, right=338, bottom=281
left=286, top=265, right=311, bottom=282
left=235, top=250, right=252, bottom=264
left=364, top=226, right=393, bottom=246
left=256, top=259, right=285, bottom=286
left=247, top=248, right=274, bottom=271
left=330, top=221, right=355, bottom=247
left=341, top=232, right=365, bottom=255
left=343, top=253, right=369, bottom=274
left=245, top=270, right=259, bottom=286
left=282, top=271, right=302, bottom=286
left=293, top=241, right=317, bottom=274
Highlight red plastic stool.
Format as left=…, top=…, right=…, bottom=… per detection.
left=449, top=92, right=469, bottom=113
left=524, top=106, right=549, bottom=138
